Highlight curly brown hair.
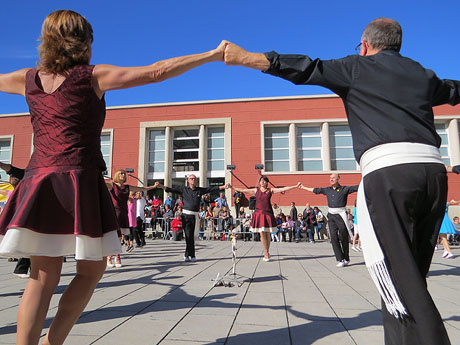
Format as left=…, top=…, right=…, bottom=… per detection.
left=38, top=10, right=93, bottom=74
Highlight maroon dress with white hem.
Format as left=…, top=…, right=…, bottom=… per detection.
left=250, top=188, right=277, bottom=233
left=0, top=65, right=121, bottom=260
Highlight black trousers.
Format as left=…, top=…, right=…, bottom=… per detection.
left=327, top=213, right=349, bottom=261
left=182, top=214, right=196, bottom=258
left=133, top=217, right=145, bottom=246
left=364, top=163, right=450, bottom=345
left=14, top=258, right=31, bottom=274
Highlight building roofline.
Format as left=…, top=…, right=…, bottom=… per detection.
left=0, top=94, right=339, bottom=117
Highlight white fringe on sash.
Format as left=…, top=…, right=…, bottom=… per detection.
left=358, top=142, right=444, bottom=319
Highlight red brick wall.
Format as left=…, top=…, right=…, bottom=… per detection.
left=2, top=96, right=460, bottom=207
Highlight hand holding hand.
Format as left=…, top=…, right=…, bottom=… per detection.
left=153, top=181, right=160, bottom=188
left=298, top=183, right=304, bottom=189
left=214, top=40, right=229, bottom=61
left=224, top=183, right=232, bottom=189
left=224, top=42, right=249, bottom=66
left=446, top=165, right=453, bottom=173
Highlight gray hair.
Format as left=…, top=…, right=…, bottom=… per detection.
left=361, top=18, right=402, bottom=52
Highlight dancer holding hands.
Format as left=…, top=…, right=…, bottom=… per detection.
left=232, top=177, right=300, bottom=261
left=0, top=9, right=227, bottom=345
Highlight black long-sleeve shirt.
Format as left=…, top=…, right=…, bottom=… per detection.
left=263, top=50, right=460, bottom=162
left=165, top=185, right=220, bottom=212
left=313, top=184, right=358, bottom=208
left=453, top=166, right=460, bottom=174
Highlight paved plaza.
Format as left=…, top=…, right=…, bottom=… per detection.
left=1, top=238, right=460, bottom=345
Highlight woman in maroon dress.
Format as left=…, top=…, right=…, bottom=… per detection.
left=232, top=177, right=300, bottom=261
left=106, top=169, right=155, bottom=267
left=0, top=10, right=226, bottom=345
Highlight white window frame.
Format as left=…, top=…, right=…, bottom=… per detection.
left=0, top=135, right=14, bottom=181
left=263, top=125, right=290, bottom=172
left=207, top=125, right=225, bottom=178
left=329, top=124, right=359, bottom=171
left=101, top=129, right=113, bottom=177
left=297, top=125, right=323, bottom=171
left=172, top=127, right=200, bottom=176
left=148, top=128, right=166, bottom=179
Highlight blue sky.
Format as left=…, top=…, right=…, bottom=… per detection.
left=1, top=0, right=460, bottom=114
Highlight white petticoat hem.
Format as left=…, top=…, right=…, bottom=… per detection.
left=250, top=226, right=277, bottom=233
left=0, top=227, right=121, bottom=261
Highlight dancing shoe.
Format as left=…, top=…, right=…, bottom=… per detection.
left=107, top=258, right=115, bottom=268
left=190, top=257, right=197, bottom=262
left=351, top=246, right=359, bottom=252
left=13, top=273, right=29, bottom=279
left=446, top=253, right=455, bottom=259
left=184, top=256, right=190, bottom=262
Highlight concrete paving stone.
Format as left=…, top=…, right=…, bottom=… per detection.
left=0, top=332, right=16, bottom=344
left=242, top=291, right=285, bottom=306
left=226, top=323, right=290, bottom=345
left=348, top=329, right=385, bottom=345
left=70, top=310, right=133, bottom=335
left=137, top=301, right=196, bottom=321
left=165, top=314, right=234, bottom=342
left=287, top=301, right=337, bottom=322
left=58, top=334, right=100, bottom=345
left=289, top=320, right=355, bottom=345
left=333, top=307, right=382, bottom=331
left=92, top=319, right=177, bottom=345
left=161, top=288, right=208, bottom=303
left=160, top=340, right=224, bottom=345
left=235, top=304, right=288, bottom=327
left=1, top=240, right=459, bottom=344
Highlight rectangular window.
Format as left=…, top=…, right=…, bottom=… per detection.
left=329, top=125, right=357, bottom=171
left=173, top=128, right=199, bottom=172
left=100, top=132, right=112, bottom=176
left=148, top=129, right=166, bottom=173
left=0, top=137, right=12, bottom=181
left=207, top=126, right=225, bottom=172
left=264, top=126, right=289, bottom=172
left=435, top=123, right=450, bottom=165
left=297, top=126, right=322, bottom=171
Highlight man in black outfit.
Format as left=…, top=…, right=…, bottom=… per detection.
left=301, top=174, right=357, bottom=264
left=155, top=175, right=230, bottom=262
left=223, top=17, right=460, bottom=345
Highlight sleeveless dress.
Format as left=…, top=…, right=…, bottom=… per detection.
left=0, top=65, right=121, bottom=260
left=109, top=183, right=130, bottom=235
left=250, top=188, right=277, bottom=233
left=439, top=203, right=456, bottom=234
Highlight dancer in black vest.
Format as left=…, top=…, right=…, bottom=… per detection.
left=300, top=174, right=357, bottom=267
left=222, top=18, right=460, bottom=345
left=155, top=175, right=230, bottom=261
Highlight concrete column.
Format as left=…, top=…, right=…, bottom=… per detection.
left=199, top=125, right=207, bottom=187
left=164, top=126, right=172, bottom=188
left=448, top=119, right=460, bottom=165
left=289, top=123, right=297, bottom=172
left=322, top=122, right=331, bottom=171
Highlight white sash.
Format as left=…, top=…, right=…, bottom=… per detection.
left=182, top=209, right=200, bottom=238
left=357, top=142, right=443, bottom=318
left=328, top=207, right=353, bottom=240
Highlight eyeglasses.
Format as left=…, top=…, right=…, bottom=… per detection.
left=355, top=42, right=362, bottom=54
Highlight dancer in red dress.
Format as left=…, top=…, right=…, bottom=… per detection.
left=0, top=10, right=227, bottom=345
left=232, top=176, right=299, bottom=261
left=106, top=169, right=155, bottom=267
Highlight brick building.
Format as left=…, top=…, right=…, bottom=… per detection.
left=1, top=94, right=460, bottom=213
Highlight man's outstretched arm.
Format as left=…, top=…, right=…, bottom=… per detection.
left=224, top=43, right=270, bottom=71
